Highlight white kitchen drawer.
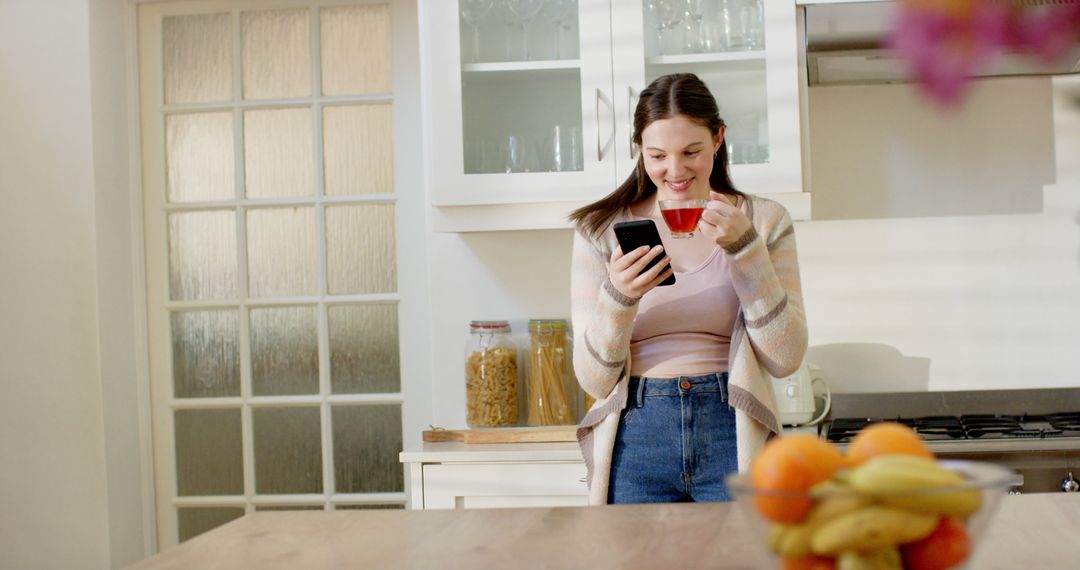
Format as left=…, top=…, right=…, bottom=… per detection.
left=422, top=462, right=588, bottom=510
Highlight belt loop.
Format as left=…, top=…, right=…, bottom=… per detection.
left=717, top=372, right=728, bottom=403
left=636, top=377, right=647, bottom=408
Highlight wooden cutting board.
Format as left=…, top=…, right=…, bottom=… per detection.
left=423, top=425, right=577, bottom=444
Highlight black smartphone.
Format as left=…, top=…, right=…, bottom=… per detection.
left=612, top=220, right=675, bottom=287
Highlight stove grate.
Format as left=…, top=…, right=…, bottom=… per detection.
left=825, top=411, right=1080, bottom=442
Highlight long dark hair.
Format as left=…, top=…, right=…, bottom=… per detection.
left=569, top=73, right=741, bottom=238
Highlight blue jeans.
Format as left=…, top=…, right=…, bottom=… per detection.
left=608, top=372, right=738, bottom=504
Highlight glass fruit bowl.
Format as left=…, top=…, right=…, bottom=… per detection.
left=725, top=457, right=1017, bottom=570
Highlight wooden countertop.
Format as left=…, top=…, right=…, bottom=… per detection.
left=129, top=494, right=1080, bottom=570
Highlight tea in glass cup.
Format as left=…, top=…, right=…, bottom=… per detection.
left=658, top=199, right=708, bottom=238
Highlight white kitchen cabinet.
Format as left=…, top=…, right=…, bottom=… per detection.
left=420, top=0, right=809, bottom=231
left=400, top=443, right=588, bottom=509
left=401, top=431, right=824, bottom=510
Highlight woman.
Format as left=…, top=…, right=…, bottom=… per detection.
left=569, top=73, right=807, bottom=505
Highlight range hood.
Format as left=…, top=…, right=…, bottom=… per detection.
left=803, top=0, right=1080, bottom=86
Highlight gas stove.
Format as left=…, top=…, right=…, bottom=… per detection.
left=825, top=412, right=1080, bottom=443
left=821, top=388, right=1080, bottom=493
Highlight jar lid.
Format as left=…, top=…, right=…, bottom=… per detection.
left=470, top=320, right=510, bottom=332
left=528, top=319, right=567, bottom=331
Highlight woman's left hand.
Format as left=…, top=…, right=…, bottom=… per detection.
left=698, top=191, right=752, bottom=249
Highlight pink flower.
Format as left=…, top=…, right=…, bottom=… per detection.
left=888, top=1, right=1010, bottom=105
left=1009, top=4, right=1080, bottom=62
left=889, top=0, right=1080, bottom=106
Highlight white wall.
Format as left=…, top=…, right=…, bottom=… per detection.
left=801, top=77, right=1080, bottom=393
left=89, top=0, right=152, bottom=565
left=0, top=1, right=112, bottom=569
left=427, top=77, right=1080, bottom=427
left=427, top=230, right=575, bottom=428
left=808, top=79, right=1055, bottom=221
left=1, top=0, right=146, bottom=568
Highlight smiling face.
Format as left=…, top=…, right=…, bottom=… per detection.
left=640, top=114, right=724, bottom=201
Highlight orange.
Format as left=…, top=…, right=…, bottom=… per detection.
left=780, top=434, right=846, bottom=484
left=846, top=422, right=934, bottom=466
left=750, top=437, right=815, bottom=524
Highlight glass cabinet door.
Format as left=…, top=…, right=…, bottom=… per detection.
left=424, top=0, right=617, bottom=206
left=611, top=0, right=803, bottom=196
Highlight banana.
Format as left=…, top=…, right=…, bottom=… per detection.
left=837, top=548, right=903, bottom=570
left=809, top=505, right=938, bottom=555
left=768, top=493, right=873, bottom=557
left=850, top=455, right=965, bottom=489
left=769, top=523, right=816, bottom=558
left=847, top=455, right=982, bottom=518
left=880, top=488, right=982, bottom=519
left=808, top=492, right=871, bottom=521
left=830, top=468, right=854, bottom=486
left=809, top=479, right=851, bottom=499
left=768, top=524, right=784, bottom=552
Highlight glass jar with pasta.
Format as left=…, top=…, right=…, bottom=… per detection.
left=524, top=319, right=575, bottom=426
left=464, top=320, right=520, bottom=427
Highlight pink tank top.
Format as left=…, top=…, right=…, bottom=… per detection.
left=629, top=245, right=739, bottom=377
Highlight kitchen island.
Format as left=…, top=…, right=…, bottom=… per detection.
left=128, top=493, right=1080, bottom=569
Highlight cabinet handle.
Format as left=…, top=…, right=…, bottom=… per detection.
left=628, top=85, right=639, bottom=161
left=595, top=87, right=603, bottom=162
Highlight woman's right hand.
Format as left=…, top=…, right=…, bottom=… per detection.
left=608, top=244, right=673, bottom=300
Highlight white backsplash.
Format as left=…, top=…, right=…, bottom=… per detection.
left=801, top=76, right=1080, bottom=393
left=428, top=229, right=574, bottom=428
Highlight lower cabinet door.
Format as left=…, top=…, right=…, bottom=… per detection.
left=423, top=462, right=589, bottom=510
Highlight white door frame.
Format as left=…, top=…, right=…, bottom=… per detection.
left=124, top=0, right=430, bottom=554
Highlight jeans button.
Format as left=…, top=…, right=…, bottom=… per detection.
left=679, top=380, right=691, bottom=390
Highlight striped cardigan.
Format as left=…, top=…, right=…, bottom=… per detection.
left=571, top=195, right=808, bottom=505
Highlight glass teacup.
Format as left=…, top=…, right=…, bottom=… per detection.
left=658, top=199, right=708, bottom=238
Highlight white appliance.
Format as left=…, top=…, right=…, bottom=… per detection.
left=771, top=362, right=830, bottom=427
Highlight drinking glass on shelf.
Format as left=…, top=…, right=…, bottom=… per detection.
left=506, top=0, right=545, bottom=60
left=543, top=0, right=577, bottom=60
left=496, top=2, right=519, bottom=60
left=460, top=0, right=494, bottom=63
left=547, top=125, right=564, bottom=172
left=729, top=140, right=758, bottom=164
left=545, top=124, right=582, bottom=172
left=744, top=144, right=761, bottom=164
left=749, top=0, right=765, bottom=48
left=710, top=0, right=734, bottom=51
left=568, top=126, right=583, bottom=170
left=683, top=0, right=707, bottom=53
left=728, top=141, right=744, bottom=164
left=729, top=0, right=763, bottom=50
left=698, top=0, right=724, bottom=52
left=647, top=0, right=683, bottom=56
left=506, top=134, right=537, bottom=173
left=479, top=138, right=502, bottom=173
